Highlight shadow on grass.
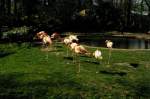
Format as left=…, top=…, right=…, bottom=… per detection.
left=130, top=63, right=139, bottom=68
left=63, top=56, right=73, bottom=60
left=116, top=71, right=150, bottom=98
left=53, top=45, right=62, bottom=48
left=0, top=71, right=149, bottom=98
left=40, top=48, right=63, bottom=52
left=84, top=60, right=100, bottom=65
left=0, top=50, right=15, bottom=58
left=80, top=55, right=91, bottom=58
left=48, top=49, right=63, bottom=52
left=0, top=72, right=97, bottom=98
left=100, top=70, right=127, bottom=76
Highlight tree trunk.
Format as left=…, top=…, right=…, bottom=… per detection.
left=14, top=0, right=17, bottom=15
left=144, top=0, right=150, bottom=16
left=126, top=0, right=132, bottom=26
left=1, top=0, right=6, bottom=15
left=7, top=0, right=11, bottom=14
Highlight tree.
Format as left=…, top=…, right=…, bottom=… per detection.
left=144, top=0, right=150, bottom=16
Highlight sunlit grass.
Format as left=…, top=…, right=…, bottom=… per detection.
left=0, top=42, right=150, bottom=98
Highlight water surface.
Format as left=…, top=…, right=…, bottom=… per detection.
left=79, top=36, right=150, bottom=49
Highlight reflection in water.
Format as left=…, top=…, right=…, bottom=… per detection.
left=79, top=36, right=150, bottom=49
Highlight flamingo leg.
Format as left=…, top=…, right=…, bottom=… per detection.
left=46, top=50, right=49, bottom=60
left=77, top=54, right=81, bottom=73
left=108, top=48, right=112, bottom=64
left=72, top=53, right=75, bottom=63
left=94, top=59, right=99, bottom=73
left=54, top=41, right=57, bottom=50
left=66, top=46, right=69, bottom=57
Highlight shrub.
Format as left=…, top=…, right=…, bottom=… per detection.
left=1, top=26, right=30, bottom=42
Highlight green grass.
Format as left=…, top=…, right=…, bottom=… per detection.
left=0, top=42, right=150, bottom=99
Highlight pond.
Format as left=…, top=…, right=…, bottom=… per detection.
left=79, top=36, right=150, bottom=49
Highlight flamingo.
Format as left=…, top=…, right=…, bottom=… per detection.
left=51, top=32, right=62, bottom=41
left=105, top=40, right=113, bottom=48
left=63, top=37, right=72, bottom=56
left=36, top=31, right=52, bottom=48
left=93, top=49, right=103, bottom=73
left=50, top=32, right=62, bottom=50
left=74, top=45, right=89, bottom=55
left=36, top=31, right=47, bottom=39
left=64, top=37, right=72, bottom=45
left=68, top=35, right=79, bottom=43
left=70, top=43, right=89, bottom=73
left=74, top=44, right=90, bottom=73
left=93, top=49, right=103, bottom=60
left=70, top=42, right=78, bottom=51
left=69, top=42, right=78, bottom=63
left=70, top=42, right=90, bottom=59
left=63, top=34, right=79, bottom=56
left=105, top=40, right=113, bottom=64
left=36, top=31, right=53, bottom=59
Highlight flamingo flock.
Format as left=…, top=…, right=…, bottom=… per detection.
left=35, top=31, right=113, bottom=73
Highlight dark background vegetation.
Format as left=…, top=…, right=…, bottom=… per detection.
left=0, top=0, right=150, bottom=37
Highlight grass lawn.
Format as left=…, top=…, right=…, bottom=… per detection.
left=0, top=42, right=150, bottom=99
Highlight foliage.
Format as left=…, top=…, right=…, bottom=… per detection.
left=0, top=0, right=149, bottom=32
left=1, top=26, right=31, bottom=42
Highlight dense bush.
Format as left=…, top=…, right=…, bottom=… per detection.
left=1, top=26, right=31, bottom=42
